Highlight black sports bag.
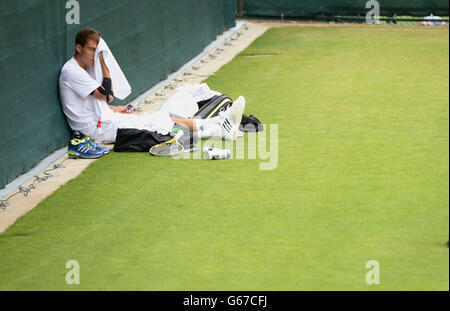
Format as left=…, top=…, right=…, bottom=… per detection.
left=113, top=128, right=172, bottom=152
left=113, top=125, right=197, bottom=152
left=194, top=94, right=233, bottom=119
left=194, top=94, right=264, bottom=132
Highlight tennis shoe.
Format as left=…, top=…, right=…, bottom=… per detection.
left=67, top=139, right=104, bottom=159
left=84, top=136, right=111, bottom=154
left=234, top=96, right=246, bottom=114
left=71, top=131, right=110, bottom=154
left=218, top=96, right=245, bottom=141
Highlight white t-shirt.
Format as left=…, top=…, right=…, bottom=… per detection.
left=58, top=57, right=175, bottom=142
left=59, top=57, right=101, bottom=132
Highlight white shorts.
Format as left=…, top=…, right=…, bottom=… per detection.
left=82, top=110, right=175, bottom=143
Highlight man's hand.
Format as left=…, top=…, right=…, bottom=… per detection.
left=107, top=94, right=114, bottom=103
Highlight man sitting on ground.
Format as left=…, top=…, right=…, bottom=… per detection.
left=59, top=28, right=245, bottom=158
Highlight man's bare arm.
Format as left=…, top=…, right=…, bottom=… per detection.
left=89, top=90, right=129, bottom=113
left=99, top=51, right=113, bottom=93
left=90, top=51, right=132, bottom=113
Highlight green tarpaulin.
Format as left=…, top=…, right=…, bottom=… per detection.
left=242, top=0, right=449, bottom=17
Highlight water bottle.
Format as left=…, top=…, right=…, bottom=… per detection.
left=202, top=146, right=231, bottom=160
left=93, top=121, right=105, bottom=147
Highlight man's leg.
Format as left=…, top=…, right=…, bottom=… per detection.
left=171, top=117, right=230, bottom=139
left=171, top=117, right=225, bottom=138
left=171, top=95, right=245, bottom=140
left=171, top=117, right=224, bottom=132
left=171, top=117, right=224, bottom=139
left=171, top=118, right=195, bottom=131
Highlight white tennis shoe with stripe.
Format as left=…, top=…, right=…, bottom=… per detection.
left=218, top=96, right=246, bottom=141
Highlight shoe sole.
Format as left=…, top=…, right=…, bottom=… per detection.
left=229, top=98, right=245, bottom=129
left=228, top=99, right=245, bottom=140
left=68, top=151, right=103, bottom=159
left=218, top=97, right=246, bottom=141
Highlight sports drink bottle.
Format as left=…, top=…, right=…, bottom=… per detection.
left=202, top=146, right=231, bottom=160
left=94, top=121, right=105, bottom=147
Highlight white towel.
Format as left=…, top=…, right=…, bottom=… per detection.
left=94, top=38, right=132, bottom=100
left=176, top=83, right=221, bottom=103
left=158, top=83, right=222, bottom=118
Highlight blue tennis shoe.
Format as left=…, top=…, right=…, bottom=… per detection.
left=67, top=139, right=105, bottom=159
left=84, top=136, right=111, bottom=154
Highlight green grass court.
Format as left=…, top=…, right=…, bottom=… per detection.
left=0, top=26, right=448, bottom=290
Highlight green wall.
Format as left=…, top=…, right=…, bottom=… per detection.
left=243, top=0, right=449, bottom=17
left=0, top=0, right=235, bottom=190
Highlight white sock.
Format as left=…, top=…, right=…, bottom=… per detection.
left=197, top=125, right=223, bottom=139
left=201, top=120, right=221, bottom=130
left=194, top=117, right=222, bottom=131
left=194, top=119, right=206, bottom=131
